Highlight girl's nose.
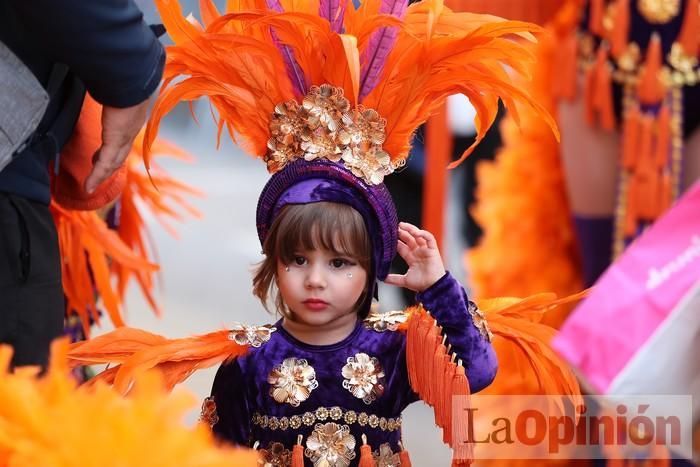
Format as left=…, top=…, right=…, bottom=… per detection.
left=305, top=264, right=326, bottom=289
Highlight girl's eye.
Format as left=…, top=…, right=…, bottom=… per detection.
left=331, top=258, right=349, bottom=268
left=294, top=256, right=306, bottom=266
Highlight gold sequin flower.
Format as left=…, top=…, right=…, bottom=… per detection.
left=341, top=353, right=385, bottom=404
left=342, top=145, right=396, bottom=186
left=228, top=323, right=276, bottom=347
left=268, top=357, right=318, bottom=407
left=468, top=302, right=493, bottom=342
left=198, top=396, right=219, bottom=427
left=304, top=422, right=356, bottom=467
left=264, top=84, right=398, bottom=185
left=301, top=129, right=343, bottom=163
left=337, top=107, right=386, bottom=147
left=303, top=84, right=350, bottom=132
left=258, top=442, right=292, bottom=467
left=373, top=443, right=401, bottom=467
left=267, top=101, right=308, bottom=172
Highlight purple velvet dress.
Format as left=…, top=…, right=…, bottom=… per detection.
left=206, top=272, right=497, bottom=466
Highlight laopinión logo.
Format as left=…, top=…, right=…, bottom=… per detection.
left=450, top=395, right=693, bottom=460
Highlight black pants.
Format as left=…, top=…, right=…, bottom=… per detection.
left=0, top=192, right=64, bottom=369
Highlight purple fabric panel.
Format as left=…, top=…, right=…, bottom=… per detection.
left=416, top=272, right=498, bottom=393
left=211, top=359, right=252, bottom=445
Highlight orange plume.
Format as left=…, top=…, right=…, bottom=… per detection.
left=52, top=131, right=202, bottom=336
left=145, top=0, right=558, bottom=175
left=68, top=327, right=251, bottom=394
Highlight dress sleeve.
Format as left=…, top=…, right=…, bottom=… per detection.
left=415, top=271, right=498, bottom=392
left=209, top=359, right=251, bottom=446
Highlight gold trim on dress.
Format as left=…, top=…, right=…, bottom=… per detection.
left=251, top=407, right=402, bottom=432
left=228, top=323, right=276, bottom=347
left=637, top=0, right=681, bottom=24
left=341, top=353, right=385, bottom=404
left=577, top=33, right=700, bottom=88
left=363, top=310, right=408, bottom=332
left=304, top=422, right=356, bottom=467
left=268, top=357, right=319, bottom=407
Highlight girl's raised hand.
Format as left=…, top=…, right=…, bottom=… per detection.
left=384, top=222, right=446, bottom=293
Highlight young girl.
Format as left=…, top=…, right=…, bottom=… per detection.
left=68, top=1, right=581, bottom=465
left=206, top=192, right=496, bottom=464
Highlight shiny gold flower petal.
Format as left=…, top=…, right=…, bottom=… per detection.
left=268, top=357, right=318, bottom=406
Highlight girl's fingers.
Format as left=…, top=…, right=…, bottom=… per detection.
left=384, top=274, right=406, bottom=288
left=416, top=230, right=438, bottom=249
left=398, top=228, right=418, bottom=249
left=396, top=240, right=411, bottom=259
left=399, top=222, right=438, bottom=251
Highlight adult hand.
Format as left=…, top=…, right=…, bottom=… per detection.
left=384, top=222, right=446, bottom=293
left=84, top=99, right=150, bottom=193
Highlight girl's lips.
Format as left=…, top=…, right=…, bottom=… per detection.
left=302, top=299, right=328, bottom=311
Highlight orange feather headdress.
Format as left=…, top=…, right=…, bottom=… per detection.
left=144, top=0, right=558, bottom=176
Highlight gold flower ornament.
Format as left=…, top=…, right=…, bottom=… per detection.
left=268, top=357, right=319, bottom=406
left=304, top=422, right=356, bottom=467
left=341, top=353, right=385, bottom=404
left=266, top=85, right=402, bottom=185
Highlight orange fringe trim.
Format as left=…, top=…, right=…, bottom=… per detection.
left=610, top=0, right=630, bottom=59
left=405, top=307, right=473, bottom=464
left=678, top=0, right=699, bottom=57
left=291, top=435, right=304, bottom=467
left=358, top=435, right=376, bottom=467
left=637, top=34, right=664, bottom=105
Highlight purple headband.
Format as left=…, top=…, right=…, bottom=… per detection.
left=256, top=159, right=398, bottom=280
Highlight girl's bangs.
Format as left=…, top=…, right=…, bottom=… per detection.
left=274, top=204, right=370, bottom=265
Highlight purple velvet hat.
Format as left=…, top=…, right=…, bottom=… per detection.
left=256, top=159, right=398, bottom=281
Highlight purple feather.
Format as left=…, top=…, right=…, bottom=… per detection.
left=358, top=0, right=408, bottom=101
left=319, top=0, right=346, bottom=33
left=266, top=0, right=308, bottom=96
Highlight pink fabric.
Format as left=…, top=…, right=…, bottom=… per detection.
left=552, top=181, right=700, bottom=393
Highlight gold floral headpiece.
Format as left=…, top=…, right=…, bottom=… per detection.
left=265, top=84, right=404, bottom=185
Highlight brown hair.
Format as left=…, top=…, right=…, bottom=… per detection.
left=253, top=202, right=372, bottom=318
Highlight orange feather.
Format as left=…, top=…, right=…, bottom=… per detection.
left=148, top=0, right=556, bottom=174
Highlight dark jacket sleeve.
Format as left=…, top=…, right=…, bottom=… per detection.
left=210, top=359, right=252, bottom=446
left=10, top=0, right=165, bottom=108
left=416, top=271, right=498, bottom=392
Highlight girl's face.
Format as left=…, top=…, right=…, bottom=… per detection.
left=276, top=246, right=368, bottom=327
